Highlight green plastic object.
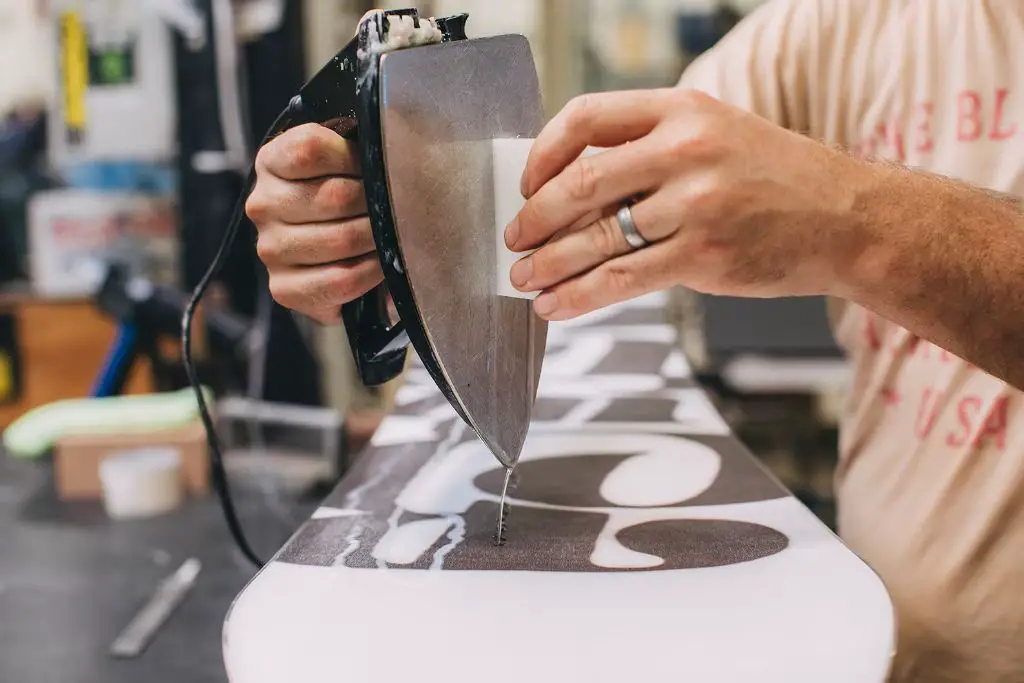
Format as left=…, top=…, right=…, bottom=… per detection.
left=3, top=387, right=213, bottom=460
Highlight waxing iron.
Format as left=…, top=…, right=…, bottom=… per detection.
left=268, top=8, right=548, bottom=470
left=182, top=8, right=549, bottom=564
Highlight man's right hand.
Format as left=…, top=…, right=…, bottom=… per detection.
left=247, top=123, right=382, bottom=325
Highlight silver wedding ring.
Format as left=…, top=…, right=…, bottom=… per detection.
left=616, top=203, right=648, bottom=250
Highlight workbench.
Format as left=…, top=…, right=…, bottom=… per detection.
left=0, top=454, right=312, bottom=683
left=223, top=292, right=895, bottom=683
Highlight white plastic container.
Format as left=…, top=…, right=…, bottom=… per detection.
left=99, top=447, right=183, bottom=519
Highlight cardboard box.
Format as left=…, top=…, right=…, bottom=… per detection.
left=54, top=418, right=209, bottom=501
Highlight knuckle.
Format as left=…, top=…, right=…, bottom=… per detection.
left=664, top=129, right=719, bottom=165
left=331, top=222, right=364, bottom=258
left=328, top=268, right=357, bottom=303
left=321, top=178, right=361, bottom=213
left=683, top=176, right=727, bottom=218
left=326, top=226, right=354, bottom=259
left=253, top=143, right=273, bottom=174
left=593, top=215, right=623, bottom=257
left=674, top=88, right=713, bottom=110
left=560, top=284, right=588, bottom=313
left=288, top=127, right=326, bottom=173
left=524, top=251, right=546, bottom=283
left=565, top=93, right=597, bottom=130
left=664, top=133, right=692, bottom=161
left=245, top=193, right=271, bottom=225
left=267, top=278, right=294, bottom=309
left=255, top=234, right=276, bottom=264
left=516, top=201, right=545, bottom=243
left=566, top=157, right=600, bottom=201
left=664, top=132, right=700, bottom=161
left=603, top=262, right=636, bottom=294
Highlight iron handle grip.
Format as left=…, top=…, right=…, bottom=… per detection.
left=267, top=9, right=473, bottom=387
left=266, top=85, right=409, bottom=387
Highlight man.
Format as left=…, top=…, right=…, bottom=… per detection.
left=507, top=2, right=1024, bottom=681
left=247, top=2, right=1024, bottom=681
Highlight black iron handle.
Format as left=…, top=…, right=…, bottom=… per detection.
left=338, top=285, right=409, bottom=386
left=332, top=9, right=470, bottom=386
left=262, top=110, right=409, bottom=387
left=269, top=18, right=410, bottom=387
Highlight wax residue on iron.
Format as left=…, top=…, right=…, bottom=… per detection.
left=355, top=11, right=444, bottom=97
left=357, top=12, right=443, bottom=63
left=378, top=14, right=443, bottom=50
left=494, top=465, right=517, bottom=546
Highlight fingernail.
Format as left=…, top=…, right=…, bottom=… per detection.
left=534, top=292, right=557, bottom=316
left=504, top=218, right=520, bottom=249
left=510, top=256, right=533, bottom=287
left=520, top=170, right=529, bottom=198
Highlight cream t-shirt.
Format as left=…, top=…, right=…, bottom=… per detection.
left=679, top=2, right=1024, bottom=681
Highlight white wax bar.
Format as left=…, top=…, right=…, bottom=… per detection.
left=492, top=137, right=537, bottom=300
left=492, top=139, right=602, bottom=300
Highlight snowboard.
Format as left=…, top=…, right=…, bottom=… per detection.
left=223, top=293, right=894, bottom=683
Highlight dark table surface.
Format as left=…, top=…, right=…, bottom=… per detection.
left=0, top=454, right=315, bottom=683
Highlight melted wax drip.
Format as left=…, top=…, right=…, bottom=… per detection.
left=493, top=466, right=519, bottom=546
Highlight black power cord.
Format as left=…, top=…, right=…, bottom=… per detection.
left=180, top=105, right=295, bottom=570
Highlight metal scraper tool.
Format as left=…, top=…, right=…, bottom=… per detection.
left=110, top=558, right=201, bottom=658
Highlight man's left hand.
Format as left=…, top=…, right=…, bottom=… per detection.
left=505, top=89, right=875, bottom=320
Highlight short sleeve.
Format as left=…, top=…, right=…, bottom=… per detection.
left=678, top=0, right=850, bottom=329
left=677, top=0, right=836, bottom=135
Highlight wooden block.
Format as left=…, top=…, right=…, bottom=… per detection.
left=54, top=418, right=210, bottom=501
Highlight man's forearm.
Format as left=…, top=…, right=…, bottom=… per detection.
left=837, top=160, right=1024, bottom=389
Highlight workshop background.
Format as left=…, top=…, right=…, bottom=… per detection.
left=0, top=1, right=844, bottom=682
